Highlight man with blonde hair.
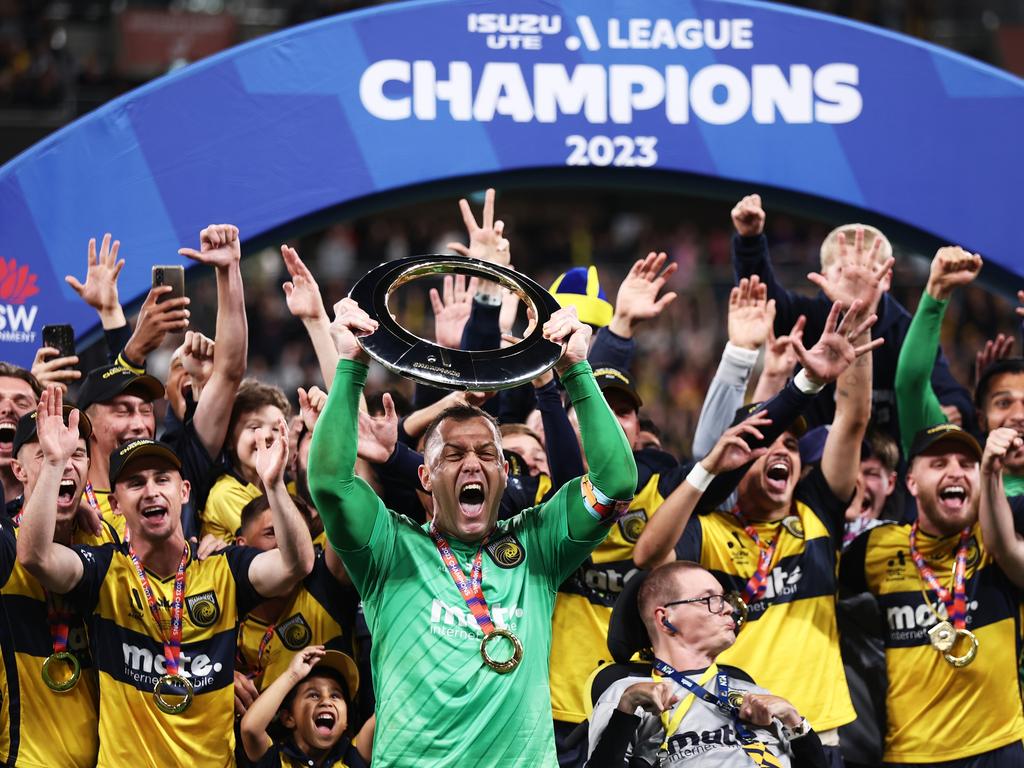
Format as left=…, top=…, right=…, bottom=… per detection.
left=730, top=193, right=972, bottom=451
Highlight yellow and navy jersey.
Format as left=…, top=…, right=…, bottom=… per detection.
left=840, top=516, right=1024, bottom=763
left=239, top=736, right=368, bottom=768
left=550, top=449, right=688, bottom=723
left=238, top=550, right=359, bottom=692
left=82, top=487, right=127, bottom=542
left=65, top=538, right=263, bottom=767
left=203, top=472, right=263, bottom=544
left=678, top=466, right=855, bottom=733
left=0, top=520, right=100, bottom=768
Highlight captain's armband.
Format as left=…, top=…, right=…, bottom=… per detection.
left=581, top=475, right=632, bottom=523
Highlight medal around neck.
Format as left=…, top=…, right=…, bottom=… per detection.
left=154, top=673, right=194, bottom=714
left=943, top=628, right=978, bottom=668
left=41, top=651, right=81, bottom=692
left=480, top=627, right=523, bottom=673
left=348, top=255, right=562, bottom=391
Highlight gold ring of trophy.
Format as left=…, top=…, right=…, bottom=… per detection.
left=153, top=673, right=195, bottom=715
left=41, top=651, right=81, bottom=692
left=348, top=255, right=563, bottom=391
left=480, top=627, right=524, bottom=673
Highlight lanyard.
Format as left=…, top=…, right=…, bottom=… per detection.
left=46, top=591, right=71, bottom=655
left=429, top=525, right=497, bottom=635
left=125, top=531, right=189, bottom=676
left=238, top=620, right=277, bottom=681
left=652, top=664, right=718, bottom=749
left=730, top=507, right=786, bottom=604
left=908, top=522, right=971, bottom=628
left=652, top=659, right=757, bottom=744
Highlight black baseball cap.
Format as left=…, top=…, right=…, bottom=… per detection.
left=12, top=406, right=93, bottom=457
left=908, top=423, right=982, bottom=462
left=731, top=402, right=807, bottom=438
left=77, top=365, right=164, bottom=410
left=593, top=367, right=642, bottom=410
left=108, top=439, right=181, bottom=488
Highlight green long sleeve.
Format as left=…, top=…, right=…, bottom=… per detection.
left=308, top=359, right=383, bottom=551
left=895, top=290, right=949, bottom=456
left=560, top=361, right=638, bottom=539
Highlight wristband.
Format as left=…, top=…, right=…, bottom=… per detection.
left=782, top=717, right=811, bottom=740
left=794, top=369, right=825, bottom=395
left=685, top=462, right=715, bottom=492
left=474, top=291, right=503, bottom=307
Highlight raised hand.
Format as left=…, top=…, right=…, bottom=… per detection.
left=178, top=224, right=241, bottom=269
left=35, top=387, right=81, bottom=466
left=253, top=416, right=289, bottom=489
left=178, top=331, right=215, bottom=391
left=446, top=188, right=511, bottom=267
left=287, top=645, right=326, bottom=680
left=123, top=285, right=190, bottom=362
left=544, top=306, right=591, bottom=374
left=609, top=251, right=679, bottom=339
left=329, top=298, right=377, bottom=363
left=31, top=346, right=81, bottom=393
left=790, top=300, right=883, bottom=385
left=357, top=392, right=398, bottom=464
left=925, top=246, right=982, bottom=302
left=298, top=385, right=328, bottom=433
left=429, top=274, right=479, bottom=349
left=976, top=334, right=1015, bottom=383
left=700, top=414, right=771, bottom=474
left=617, top=681, right=681, bottom=715
left=763, top=317, right=805, bottom=379
left=280, top=245, right=327, bottom=321
left=731, top=194, right=765, bottom=237
left=808, top=228, right=894, bottom=315
left=982, top=426, right=1024, bottom=476
left=65, top=233, right=124, bottom=315
left=728, top=276, right=776, bottom=350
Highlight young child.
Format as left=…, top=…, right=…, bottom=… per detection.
left=240, top=645, right=373, bottom=768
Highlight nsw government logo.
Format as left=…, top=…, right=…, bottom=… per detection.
left=485, top=533, right=525, bottom=568
left=0, top=258, right=40, bottom=344
left=185, top=590, right=220, bottom=628
left=277, top=614, right=313, bottom=650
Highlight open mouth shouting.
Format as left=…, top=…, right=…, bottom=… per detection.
left=457, top=479, right=487, bottom=519
left=937, top=483, right=969, bottom=512
left=139, top=503, right=169, bottom=524
left=313, top=709, right=338, bottom=738
left=0, top=420, right=15, bottom=456
left=57, top=478, right=79, bottom=510
left=763, top=456, right=792, bottom=496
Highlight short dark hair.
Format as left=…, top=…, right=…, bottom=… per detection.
left=637, top=561, right=708, bottom=634
left=238, top=493, right=317, bottom=539
left=638, top=416, right=661, bottom=440
left=975, top=358, right=1024, bottom=409
left=281, top=666, right=350, bottom=712
left=864, top=429, right=899, bottom=474
left=0, top=362, right=42, bottom=398
left=421, top=404, right=500, bottom=463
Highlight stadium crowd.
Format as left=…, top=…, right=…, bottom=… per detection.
left=1, top=188, right=1024, bottom=768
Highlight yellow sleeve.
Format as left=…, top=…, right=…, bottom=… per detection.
left=202, top=475, right=262, bottom=544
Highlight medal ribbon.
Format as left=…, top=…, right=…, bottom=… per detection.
left=730, top=507, right=785, bottom=604
left=428, top=525, right=496, bottom=636
left=652, top=659, right=783, bottom=767
left=908, top=522, right=971, bottom=629
left=125, top=530, right=189, bottom=676
left=45, top=591, right=71, bottom=655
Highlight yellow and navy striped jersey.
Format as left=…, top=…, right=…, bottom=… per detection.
left=80, top=487, right=127, bottom=542
left=0, top=520, right=101, bottom=768
left=840, top=518, right=1024, bottom=762
left=237, top=550, right=358, bottom=692
left=239, top=736, right=368, bottom=768
left=65, top=539, right=263, bottom=767
left=203, top=473, right=263, bottom=544
left=678, top=466, right=856, bottom=733
left=551, top=449, right=686, bottom=723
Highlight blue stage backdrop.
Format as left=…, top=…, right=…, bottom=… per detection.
left=1, top=0, right=1022, bottom=365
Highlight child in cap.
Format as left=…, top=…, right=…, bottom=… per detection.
left=240, top=645, right=373, bottom=768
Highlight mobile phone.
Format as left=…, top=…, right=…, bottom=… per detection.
left=152, top=265, right=186, bottom=304
left=42, top=324, right=76, bottom=359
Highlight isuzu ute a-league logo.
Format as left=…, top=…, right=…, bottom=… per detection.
left=0, top=259, right=40, bottom=344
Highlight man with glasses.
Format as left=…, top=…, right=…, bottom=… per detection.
left=587, top=561, right=826, bottom=767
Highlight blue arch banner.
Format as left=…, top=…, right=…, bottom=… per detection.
left=2, top=0, right=1022, bottom=365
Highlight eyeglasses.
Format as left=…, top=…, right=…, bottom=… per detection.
left=663, top=593, right=741, bottom=616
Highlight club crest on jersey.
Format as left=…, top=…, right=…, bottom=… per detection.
left=617, top=509, right=648, bottom=543
left=485, top=533, right=525, bottom=569
left=781, top=515, right=805, bottom=539
left=277, top=614, right=313, bottom=650
left=186, top=590, right=220, bottom=628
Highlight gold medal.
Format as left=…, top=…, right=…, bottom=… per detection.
left=153, top=673, right=194, bottom=714
left=727, top=691, right=745, bottom=709
left=41, top=651, right=80, bottom=692
left=480, top=627, right=523, bottom=674
left=725, top=592, right=748, bottom=630
left=928, top=620, right=956, bottom=653
left=943, top=628, right=979, bottom=668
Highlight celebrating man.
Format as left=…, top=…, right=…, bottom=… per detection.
left=17, top=387, right=314, bottom=767
left=309, top=298, right=637, bottom=767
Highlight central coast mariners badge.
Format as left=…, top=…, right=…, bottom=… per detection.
left=277, top=614, right=313, bottom=650
left=185, top=590, right=220, bottom=627
left=486, top=533, right=525, bottom=569
left=781, top=515, right=805, bottom=539
left=618, top=509, right=648, bottom=544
